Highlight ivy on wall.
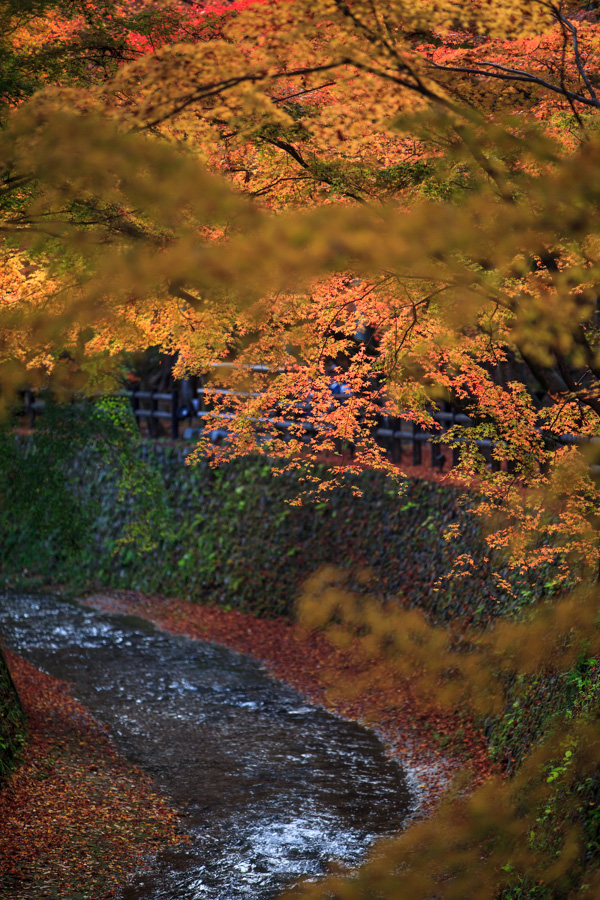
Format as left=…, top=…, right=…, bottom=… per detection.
left=0, top=411, right=555, bottom=622
left=0, top=647, right=26, bottom=780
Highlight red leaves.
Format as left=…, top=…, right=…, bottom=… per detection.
left=0, top=651, right=181, bottom=900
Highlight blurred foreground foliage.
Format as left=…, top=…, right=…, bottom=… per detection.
left=0, top=0, right=599, bottom=897
left=291, top=570, right=600, bottom=899
left=1, top=414, right=599, bottom=897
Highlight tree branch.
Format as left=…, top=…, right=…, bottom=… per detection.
left=429, top=59, right=600, bottom=110
left=554, top=351, right=600, bottom=418
left=552, top=6, right=598, bottom=102
left=261, top=137, right=366, bottom=203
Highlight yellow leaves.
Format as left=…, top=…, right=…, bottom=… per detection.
left=312, top=0, right=553, bottom=43
left=299, top=562, right=600, bottom=729
left=0, top=0, right=598, bottom=547
left=307, top=0, right=548, bottom=48
left=0, top=249, right=67, bottom=404
left=1, top=98, right=255, bottom=235
left=9, top=10, right=77, bottom=55
left=288, top=715, right=597, bottom=900
left=400, top=0, right=555, bottom=38
left=0, top=99, right=267, bottom=398
left=105, top=38, right=270, bottom=132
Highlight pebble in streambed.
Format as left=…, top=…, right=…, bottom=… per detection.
left=0, top=591, right=413, bottom=900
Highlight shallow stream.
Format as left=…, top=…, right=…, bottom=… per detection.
left=0, top=592, right=411, bottom=900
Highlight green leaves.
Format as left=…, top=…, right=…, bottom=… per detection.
left=0, top=646, right=26, bottom=781
left=0, top=398, right=168, bottom=573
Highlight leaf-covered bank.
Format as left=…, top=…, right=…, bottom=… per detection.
left=0, top=649, right=182, bottom=900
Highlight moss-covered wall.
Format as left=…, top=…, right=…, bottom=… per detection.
left=5, top=439, right=551, bottom=623
left=1, top=426, right=597, bottom=896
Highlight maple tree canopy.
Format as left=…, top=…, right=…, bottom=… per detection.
left=1, top=0, right=599, bottom=578
left=1, top=2, right=600, bottom=896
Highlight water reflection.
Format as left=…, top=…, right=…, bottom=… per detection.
left=0, top=592, right=411, bottom=900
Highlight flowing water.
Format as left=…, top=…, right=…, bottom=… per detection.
left=0, top=591, right=412, bottom=900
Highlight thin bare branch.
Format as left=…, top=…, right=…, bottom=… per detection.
left=552, top=6, right=598, bottom=102
left=271, top=82, right=337, bottom=104
left=429, top=59, right=600, bottom=110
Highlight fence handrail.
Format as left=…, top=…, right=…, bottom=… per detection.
left=18, top=385, right=600, bottom=475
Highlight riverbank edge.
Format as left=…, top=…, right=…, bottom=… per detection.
left=79, top=588, right=496, bottom=821
left=0, top=584, right=496, bottom=899
left=0, top=646, right=184, bottom=900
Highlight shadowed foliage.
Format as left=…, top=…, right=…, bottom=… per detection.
left=0, top=645, right=25, bottom=780
left=0, top=1, right=599, bottom=898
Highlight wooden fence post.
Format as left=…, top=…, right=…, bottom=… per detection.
left=392, top=417, right=402, bottom=463
left=450, top=406, right=461, bottom=468
left=171, top=386, right=179, bottom=440
left=130, top=388, right=140, bottom=432
left=431, top=441, right=445, bottom=471
left=26, top=389, right=35, bottom=429
left=149, top=391, right=158, bottom=438
left=412, top=421, right=422, bottom=466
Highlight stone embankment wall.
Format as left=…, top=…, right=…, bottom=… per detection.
left=1, top=431, right=556, bottom=623
left=55, top=443, right=553, bottom=623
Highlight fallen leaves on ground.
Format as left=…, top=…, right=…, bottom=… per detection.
left=83, top=590, right=497, bottom=818
left=0, top=650, right=183, bottom=900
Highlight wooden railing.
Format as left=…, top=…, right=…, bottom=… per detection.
left=20, top=384, right=600, bottom=475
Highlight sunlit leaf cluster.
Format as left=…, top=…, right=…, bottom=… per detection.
left=1, top=1, right=600, bottom=897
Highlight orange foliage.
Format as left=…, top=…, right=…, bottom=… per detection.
left=1, top=6, right=600, bottom=893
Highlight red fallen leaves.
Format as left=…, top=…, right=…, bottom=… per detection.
left=83, top=591, right=497, bottom=818
left=0, top=650, right=182, bottom=900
